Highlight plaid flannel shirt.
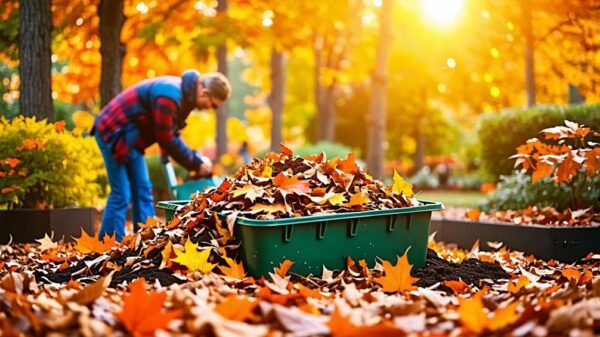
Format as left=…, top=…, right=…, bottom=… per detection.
left=93, top=71, right=201, bottom=171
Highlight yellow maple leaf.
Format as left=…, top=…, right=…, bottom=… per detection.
left=311, top=192, right=347, bottom=206
left=373, top=250, right=419, bottom=293
left=261, top=164, right=273, bottom=177
left=392, top=169, right=414, bottom=197
left=171, top=239, right=215, bottom=273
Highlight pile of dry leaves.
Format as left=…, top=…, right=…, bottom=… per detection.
left=452, top=206, right=600, bottom=227
left=0, top=148, right=599, bottom=336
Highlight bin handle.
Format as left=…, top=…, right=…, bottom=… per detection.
left=317, top=221, right=327, bottom=240
left=283, top=225, right=294, bottom=242
left=348, top=219, right=359, bottom=237
left=387, top=215, right=398, bottom=232
left=405, top=214, right=412, bottom=230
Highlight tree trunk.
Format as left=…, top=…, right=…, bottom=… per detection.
left=414, top=130, right=426, bottom=173
left=366, top=0, right=394, bottom=179
left=19, top=0, right=53, bottom=120
left=268, top=49, right=286, bottom=151
left=215, top=0, right=229, bottom=159
left=314, top=39, right=323, bottom=142
left=523, top=0, right=536, bottom=107
left=314, top=37, right=337, bottom=143
left=99, top=0, right=125, bottom=108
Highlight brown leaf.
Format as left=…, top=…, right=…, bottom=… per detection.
left=70, top=272, right=114, bottom=306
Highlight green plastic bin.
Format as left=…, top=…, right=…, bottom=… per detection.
left=157, top=200, right=444, bottom=277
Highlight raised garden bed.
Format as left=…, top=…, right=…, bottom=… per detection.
left=430, top=217, right=600, bottom=262
left=0, top=207, right=96, bottom=243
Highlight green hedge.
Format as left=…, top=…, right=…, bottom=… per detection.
left=478, top=104, right=600, bottom=178
left=482, top=171, right=600, bottom=212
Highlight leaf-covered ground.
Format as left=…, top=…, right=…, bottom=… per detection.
left=1, top=149, right=599, bottom=336
left=1, top=235, right=599, bottom=336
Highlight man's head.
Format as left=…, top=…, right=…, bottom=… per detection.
left=196, top=72, right=231, bottom=110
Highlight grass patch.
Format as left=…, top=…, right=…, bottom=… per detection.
left=415, top=190, right=485, bottom=208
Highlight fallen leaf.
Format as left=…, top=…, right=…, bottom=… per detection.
left=273, top=173, right=311, bottom=195
left=70, top=272, right=114, bottom=306
left=392, top=170, right=414, bottom=197
left=275, top=260, right=294, bottom=277
left=561, top=268, right=582, bottom=282
left=457, top=291, right=488, bottom=333
left=115, top=278, right=181, bottom=337
left=337, top=153, right=359, bottom=175
left=508, top=275, right=530, bottom=294
left=36, top=232, right=57, bottom=252
left=215, top=295, right=257, bottom=321
left=442, top=279, right=470, bottom=295
left=73, top=230, right=116, bottom=254
left=328, top=306, right=404, bottom=337
left=374, top=251, right=419, bottom=293
left=280, top=143, right=293, bottom=157
left=171, top=239, right=215, bottom=273
left=343, top=192, right=370, bottom=207
left=219, top=256, right=246, bottom=279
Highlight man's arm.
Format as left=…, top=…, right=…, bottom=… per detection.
left=152, top=97, right=202, bottom=171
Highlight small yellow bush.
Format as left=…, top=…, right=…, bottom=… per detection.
left=0, top=116, right=107, bottom=209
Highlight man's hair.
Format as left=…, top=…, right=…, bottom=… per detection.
left=201, top=72, right=231, bottom=101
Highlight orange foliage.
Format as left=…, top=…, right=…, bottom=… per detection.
left=115, top=278, right=181, bottom=337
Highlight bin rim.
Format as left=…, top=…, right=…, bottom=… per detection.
left=230, top=200, right=443, bottom=227
left=157, top=199, right=444, bottom=227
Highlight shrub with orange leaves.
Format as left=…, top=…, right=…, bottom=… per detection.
left=510, top=120, right=600, bottom=210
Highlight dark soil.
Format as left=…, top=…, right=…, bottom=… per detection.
left=34, top=248, right=185, bottom=288
left=413, top=249, right=509, bottom=292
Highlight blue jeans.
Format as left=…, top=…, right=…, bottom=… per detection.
left=95, top=132, right=154, bottom=241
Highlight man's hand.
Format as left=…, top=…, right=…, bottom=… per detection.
left=197, top=155, right=213, bottom=177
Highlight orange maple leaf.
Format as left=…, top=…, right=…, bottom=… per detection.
left=555, top=153, right=578, bottom=184
left=561, top=268, right=582, bottom=282
left=275, top=260, right=294, bottom=277
left=337, top=153, right=359, bottom=175
left=465, top=209, right=481, bottom=220
left=215, top=295, right=257, bottom=321
left=139, top=216, right=159, bottom=229
left=374, top=251, right=419, bottom=293
left=273, top=173, right=311, bottom=195
left=115, top=278, right=181, bottom=337
left=73, top=230, right=116, bottom=254
left=218, top=256, right=246, bottom=279
left=328, top=306, right=404, bottom=337
left=458, top=291, right=520, bottom=333
left=585, top=147, right=600, bottom=176
left=343, top=192, right=370, bottom=207
left=507, top=275, right=530, bottom=294
left=532, top=162, right=553, bottom=183
left=280, top=143, right=293, bottom=157
left=442, top=279, right=470, bottom=295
